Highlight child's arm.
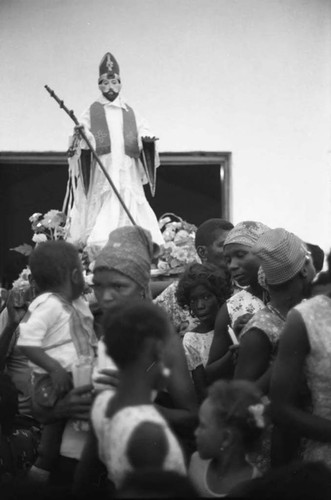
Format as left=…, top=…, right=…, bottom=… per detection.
left=21, top=345, right=72, bottom=396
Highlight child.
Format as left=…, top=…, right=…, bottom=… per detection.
left=189, top=380, right=266, bottom=497
left=176, top=262, right=232, bottom=402
left=88, top=301, right=187, bottom=491
left=17, top=240, right=96, bottom=482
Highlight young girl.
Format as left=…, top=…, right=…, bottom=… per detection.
left=189, top=380, right=266, bottom=497
left=176, top=262, right=232, bottom=402
left=90, top=300, right=187, bottom=490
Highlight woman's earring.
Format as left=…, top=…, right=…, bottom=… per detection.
left=162, top=365, right=171, bottom=378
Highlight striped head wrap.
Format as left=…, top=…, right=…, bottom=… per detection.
left=251, top=228, right=309, bottom=285
left=94, top=225, right=159, bottom=298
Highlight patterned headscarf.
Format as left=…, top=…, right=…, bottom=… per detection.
left=224, top=221, right=271, bottom=248
left=94, top=226, right=159, bottom=298
left=252, top=228, right=310, bottom=285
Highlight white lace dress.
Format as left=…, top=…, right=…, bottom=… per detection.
left=295, top=295, right=331, bottom=467
left=91, top=390, right=187, bottom=488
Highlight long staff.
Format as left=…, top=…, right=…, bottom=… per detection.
left=44, top=85, right=136, bottom=226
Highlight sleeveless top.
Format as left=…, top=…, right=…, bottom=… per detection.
left=295, top=295, right=331, bottom=467
left=240, top=305, right=285, bottom=359
left=91, top=390, right=187, bottom=487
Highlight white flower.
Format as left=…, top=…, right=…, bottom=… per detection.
left=12, top=266, right=31, bottom=289
left=32, top=233, right=48, bottom=243
left=174, top=229, right=190, bottom=244
left=29, top=213, right=42, bottom=223
left=41, top=210, right=66, bottom=230
left=158, top=261, right=170, bottom=271
left=248, top=403, right=265, bottom=429
left=159, top=216, right=171, bottom=230
left=163, top=227, right=176, bottom=242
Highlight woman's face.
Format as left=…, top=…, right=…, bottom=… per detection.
left=223, top=243, right=261, bottom=287
left=92, top=268, right=144, bottom=311
left=189, top=284, right=219, bottom=330
left=195, top=398, right=224, bottom=459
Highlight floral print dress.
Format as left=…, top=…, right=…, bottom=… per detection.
left=227, top=289, right=265, bottom=327
left=295, top=295, right=331, bottom=468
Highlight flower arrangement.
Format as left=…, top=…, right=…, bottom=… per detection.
left=11, top=266, right=34, bottom=307
left=156, top=213, right=198, bottom=275
left=29, top=210, right=68, bottom=243
left=12, top=267, right=31, bottom=289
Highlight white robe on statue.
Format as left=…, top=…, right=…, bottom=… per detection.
left=65, top=93, right=164, bottom=255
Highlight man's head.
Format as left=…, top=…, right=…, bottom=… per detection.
left=98, top=52, right=122, bottom=102
left=195, top=218, right=234, bottom=267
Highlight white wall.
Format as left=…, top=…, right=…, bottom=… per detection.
left=1, top=0, right=331, bottom=251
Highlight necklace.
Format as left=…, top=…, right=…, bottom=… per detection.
left=267, top=303, right=286, bottom=322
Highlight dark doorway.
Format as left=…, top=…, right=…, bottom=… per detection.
left=0, top=151, right=231, bottom=285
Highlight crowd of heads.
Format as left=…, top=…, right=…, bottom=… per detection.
left=1, top=216, right=330, bottom=499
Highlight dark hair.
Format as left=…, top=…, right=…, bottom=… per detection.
left=29, top=240, right=80, bottom=292
left=306, top=243, right=325, bottom=273
left=195, top=218, right=234, bottom=249
left=175, top=262, right=232, bottom=310
left=102, top=301, right=171, bottom=369
left=207, top=380, right=266, bottom=449
left=311, top=250, right=331, bottom=294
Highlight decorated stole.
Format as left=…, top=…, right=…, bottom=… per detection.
left=90, top=101, right=140, bottom=158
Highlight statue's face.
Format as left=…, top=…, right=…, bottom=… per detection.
left=98, top=73, right=122, bottom=101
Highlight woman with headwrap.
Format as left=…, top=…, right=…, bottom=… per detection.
left=234, top=228, right=315, bottom=388
left=206, top=221, right=270, bottom=383
left=234, top=228, right=315, bottom=474
left=73, top=225, right=197, bottom=498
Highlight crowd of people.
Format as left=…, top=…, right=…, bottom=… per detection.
left=0, top=217, right=331, bottom=499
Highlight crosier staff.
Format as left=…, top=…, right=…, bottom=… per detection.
left=44, top=84, right=136, bottom=227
